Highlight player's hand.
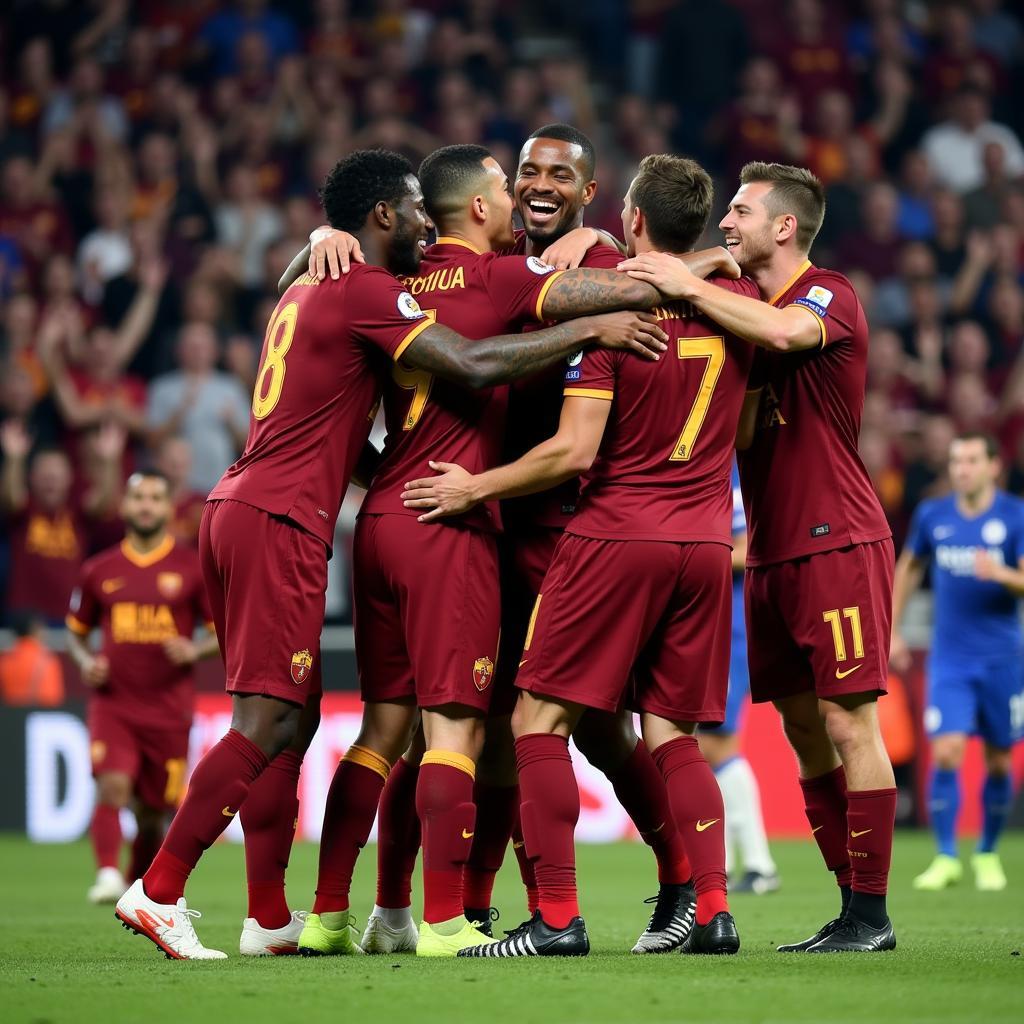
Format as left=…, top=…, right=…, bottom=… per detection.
left=0, top=419, right=32, bottom=459
left=618, top=251, right=699, bottom=300
left=163, top=635, right=200, bottom=666
left=540, top=227, right=601, bottom=270
left=401, top=461, right=479, bottom=522
left=711, top=246, right=741, bottom=280
left=888, top=633, right=912, bottom=673
left=974, top=550, right=1005, bottom=583
left=583, top=311, right=668, bottom=360
left=83, top=654, right=110, bottom=687
left=308, top=225, right=365, bottom=280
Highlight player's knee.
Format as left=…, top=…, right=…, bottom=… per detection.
left=574, top=711, right=637, bottom=774
left=96, top=773, right=132, bottom=808
left=134, top=803, right=165, bottom=836
left=984, top=745, right=1012, bottom=777
left=931, top=734, right=966, bottom=770
left=476, top=716, right=517, bottom=785
left=290, top=695, right=322, bottom=756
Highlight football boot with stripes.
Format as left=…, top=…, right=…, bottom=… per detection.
left=631, top=882, right=696, bottom=953
left=457, top=911, right=589, bottom=957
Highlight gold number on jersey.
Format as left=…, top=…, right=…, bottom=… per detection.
left=252, top=301, right=298, bottom=420
left=393, top=363, right=433, bottom=431
left=164, top=758, right=187, bottom=805
left=668, top=337, right=726, bottom=461
left=822, top=606, right=865, bottom=662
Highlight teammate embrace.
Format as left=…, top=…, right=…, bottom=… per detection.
left=108, top=125, right=898, bottom=960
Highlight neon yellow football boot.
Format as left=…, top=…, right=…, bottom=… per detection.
left=297, top=911, right=365, bottom=956
left=972, top=852, right=1007, bottom=891
left=912, top=854, right=963, bottom=891
left=415, top=917, right=497, bottom=958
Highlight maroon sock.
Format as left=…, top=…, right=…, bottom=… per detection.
left=375, top=756, right=421, bottom=909
left=652, top=736, right=728, bottom=925
left=312, top=746, right=390, bottom=914
left=144, top=729, right=268, bottom=904
left=416, top=752, right=476, bottom=924
left=608, top=741, right=692, bottom=885
left=515, top=734, right=580, bottom=929
left=240, top=748, right=302, bottom=928
left=800, top=765, right=853, bottom=888
left=128, top=829, right=163, bottom=883
left=846, top=788, right=898, bottom=896
left=511, top=812, right=538, bottom=914
left=91, top=804, right=122, bottom=870
left=463, top=782, right=519, bottom=910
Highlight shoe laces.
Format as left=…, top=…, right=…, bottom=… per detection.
left=168, top=904, right=204, bottom=946
left=643, top=886, right=687, bottom=933
left=502, top=916, right=534, bottom=939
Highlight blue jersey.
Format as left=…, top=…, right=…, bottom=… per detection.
left=731, top=463, right=746, bottom=641
left=906, top=490, right=1024, bottom=658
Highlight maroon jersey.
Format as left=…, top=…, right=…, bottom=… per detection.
left=737, top=262, right=891, bottom=566
left=359, top=237, right=564, bottom=530
left=564, top=277, right=759, bottom=543
left=66, top=536, right=212, bottom=729
left=209, top=265, right=436, bottom=549
left=502, top=238, right=623, bottom=532
left=5, top=499, right=89, bottom=621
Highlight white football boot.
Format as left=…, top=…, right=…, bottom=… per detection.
left=88, top=867, right=127, bottom=905
left=115, top=878, right=227, bottom=960
left=361, top=905, right=419, bottom=953
left=240, top=910, right=308, bottom=956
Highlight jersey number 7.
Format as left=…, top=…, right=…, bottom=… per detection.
left=669, top=337, right=725, bottom=461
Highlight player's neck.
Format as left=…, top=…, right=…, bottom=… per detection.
left=434, top=224, right=492, bottom=254
left=749, top=250, right=812, bottom=302
left=957, top=486, right=997, bottom=518
left=527, top=218, right=585, bottom=257
left=125, top=530, right=169, bottom=555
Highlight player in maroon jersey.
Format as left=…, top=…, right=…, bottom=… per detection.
left=619, top=161, right=898, bottom=953
left=404, top=154, right=761, bottom=957
left=66, top=470, right=217, bottom=906
left=113, top=148, right=667, bottom=960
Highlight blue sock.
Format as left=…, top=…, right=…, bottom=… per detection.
left=978, top=774, right=1013, bottom=853
left=928, top=768, right=959, bottom=857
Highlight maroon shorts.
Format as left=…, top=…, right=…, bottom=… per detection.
left=745, top=539, right=895, bottom=704
left=89, top=701, right=190, bottom=810
left=515, top=534, right=732, bottom=721
left=492, top=527, right=563, bottom=717
left=353, top=514, right=500, bottom=713
left=200, top=499, right=326, bottom=706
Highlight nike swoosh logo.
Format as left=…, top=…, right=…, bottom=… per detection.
left=812, top=825, right=824, bottom=834
left=101, top=578, right=125, bottom=593
left=695, top=819, right=720, bottom=832
left=851, top=829, right=872, bottom=838
left=462, top=829, right=475, bottom=839
left=222, top=806, right=237, bottom=817
left=835, top=664, right=863, bottom=679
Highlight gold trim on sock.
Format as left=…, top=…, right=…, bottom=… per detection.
left=342, top=744, right=391, bottom=781
left=421, top=749, right=476, bottom=779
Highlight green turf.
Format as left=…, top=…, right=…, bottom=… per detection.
left=1, top=833, right=1021, bottom=1024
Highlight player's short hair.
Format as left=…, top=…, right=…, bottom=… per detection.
left=525, top=124, right=596, bottom=180
left=320, top=149, right=416, bottom=232
left=953, top=431, right=1001, bottom=459
left=740, top=162, right=826, bottom=253
left=127, top=469, right=172, bottom=492
left=418, top=144, right=493, bottom=224
left=629, top=154, right=714, bottom=253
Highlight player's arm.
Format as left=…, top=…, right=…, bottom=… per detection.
left=538, top=268, right=661, bottom=319
left=890, top=547, right=928, bottom=671
left=0, top=419, right=31, bottom=513
left=731, top=530, right=748, bottom=572
left=974, top=552, right=1024, bottom=596
left=278, top=227, right=366, bottom=292
left=401, top=312, right=666, bottom=390
left=401, top=396, right=611, bottom=521
left=352, top=440, right=383, bottom=490
left=735, top=387, right=763, bottom=451
left=618, top=253, right=822, bottom=352
left=66, top=618, right=108, bottom=688
left=164, top=626, right=221, bottom=667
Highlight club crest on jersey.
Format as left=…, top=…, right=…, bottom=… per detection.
left=290, top=648, right=314, bottom=685
left=526, top=256, right=556, bottom=275
left=157, top=572, right=183, bottom=599
left=397, top=291, right=426, bottom=320
left=981, top=519, right=1007, bottom=545
left=90, top=740, right=106, bottom=764
left=473, top=656, right=494, bottom=691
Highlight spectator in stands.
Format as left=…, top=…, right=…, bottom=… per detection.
left=145, top=322, right=249, bottom=494
left=963, top=141, right=1019, bottom=230
left=837, top=182, right=905, bottom=280
left=154, top=436, right=207, bottom=545
left=0, top=611, right=64, bottom=707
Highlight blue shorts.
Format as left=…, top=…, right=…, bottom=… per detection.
left=925, top=652, right=1024, bottom=749
left=702, top=631, right=749, bottom=735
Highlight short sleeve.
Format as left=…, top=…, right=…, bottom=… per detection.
left=348, top=268, right=437, bottom=362
left=66, top=566, right=99, bottom=636
left=564, top=347, right=616, bottom=401
left=580, top=244, right=624, bottom=270
left=788, top=275, right=857, bottom=349
left=905, top=503, right=933, bottom=561
left=481, top=255, right=564, bottom=326
left=712, top=274, right=760, bottom=299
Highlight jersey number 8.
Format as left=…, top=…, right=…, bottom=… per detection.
left=252, top=301, right=299, bottom=419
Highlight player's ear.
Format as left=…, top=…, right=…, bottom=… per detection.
left=373, top=200, right=392, bottom=230
left=631, top=205, right=644, bottom=240
left=472, top=193, right=486, bottom=223
left=581, top=179, right=598, bottom=207
left=775, top=213, right=797, bottom=244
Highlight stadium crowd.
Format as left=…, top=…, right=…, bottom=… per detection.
left=1, top=0, right=1023, bottom=634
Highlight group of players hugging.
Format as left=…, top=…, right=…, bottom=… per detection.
left=70, top=122, right=907, bottom=961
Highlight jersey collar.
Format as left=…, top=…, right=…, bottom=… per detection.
left=768, top=259, right=813, bottom=307
left=433, top=235, right=483, bottom=255
left=121, top=534, right=175, bottom=568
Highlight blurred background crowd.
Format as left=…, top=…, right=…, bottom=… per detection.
left=1, top=0, right=1023, bottom=652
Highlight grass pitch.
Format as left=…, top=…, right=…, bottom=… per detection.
left=1, top=832, right=1021, bottom=1024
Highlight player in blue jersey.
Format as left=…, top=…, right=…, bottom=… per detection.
left=891, top=432, right=1024, bottom=892
left=699, top=463, right=780, bottom=894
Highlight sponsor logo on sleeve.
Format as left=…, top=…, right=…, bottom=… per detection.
left=397, top=291, right=426, bottom=320
left=565, top=350, right=583, bottom=382
left=526, top=256, right=557, bottom=275
left=69, top=587, right=82, bottom=612
left=793, top=285, right=833, bottom=319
